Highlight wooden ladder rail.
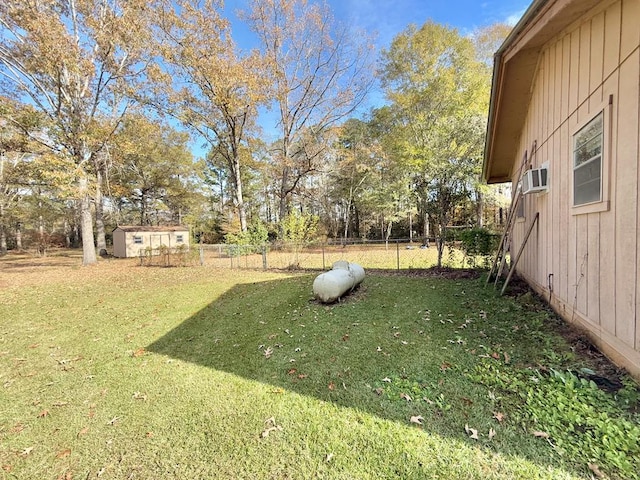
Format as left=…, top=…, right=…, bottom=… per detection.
left=486, top=188, right=521, bottom=285
left=500, top=212, right=539, bottom=295
left=485, top=141, right=536, bottom=285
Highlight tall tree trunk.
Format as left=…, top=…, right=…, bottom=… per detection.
left=37, top=189, right=45, bottom=256
left=140, top=192, right=147, bottom=225
left=409, top=211, right=413, bottom=243
left=278, top=166, right=290, bottom=224
left=385, top=220, right=393, bottom=250
left=232, top=155, right=247, bottom=232
left=15, top=222, right=22, bottom=250
left=64, top=219, right=71, bottom=248
left=79, top=175, right=97, bottom=265
left=343, top=196, right=352, bottom=241
left=0, top=204, right=6, bottom=254
left=475, top=189, right=484, bottom=227
left=423, top=212, right=430, bottom=246
left=95, top=166, right=107, bottom=255
left=436, top=221, right=446, bottom=268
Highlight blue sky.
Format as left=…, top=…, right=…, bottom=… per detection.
left=326, top=0, right=530, bottom=47
left=224, top=0, right=531, bottom=48
left=194, top=0, right=533, bottom=155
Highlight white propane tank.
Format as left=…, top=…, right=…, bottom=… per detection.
left=313, top=261, right=365, bottom=303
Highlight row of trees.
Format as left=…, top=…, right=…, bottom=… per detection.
left=0, top=0, right=511, bottom=266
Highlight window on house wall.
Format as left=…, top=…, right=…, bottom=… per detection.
left=573, top=111, right=603, bottom=206
left=176, top=234, right=184, bottom=243
left=133, top=236, right=143, bottom=244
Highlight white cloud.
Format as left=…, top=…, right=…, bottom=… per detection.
left=505, top=8, right=527, bottom=26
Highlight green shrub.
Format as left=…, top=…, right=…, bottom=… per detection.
left=459, top=228, right=500, bottom=268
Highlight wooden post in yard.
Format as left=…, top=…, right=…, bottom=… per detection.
left=262, top=246, right=268, bottom=270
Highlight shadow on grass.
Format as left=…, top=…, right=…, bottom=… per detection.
left=146, top=274, right=579, bottom=476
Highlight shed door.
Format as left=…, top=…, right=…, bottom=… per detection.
left=150, top=234, right=170, bottom=249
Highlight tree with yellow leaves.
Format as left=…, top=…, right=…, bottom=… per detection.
left=148, top=0, right=266, bottom=233
left=0, top=0, right=153, bottom=264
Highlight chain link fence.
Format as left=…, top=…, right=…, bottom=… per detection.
left=195, top=239, right=494, bottom=271
left=135, top=235, right=500, bottom=271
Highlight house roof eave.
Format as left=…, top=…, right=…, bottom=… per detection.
left=483, top=0, right=605, bottom=184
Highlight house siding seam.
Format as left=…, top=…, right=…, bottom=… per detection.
left=507, top=0, right=640, bottom=378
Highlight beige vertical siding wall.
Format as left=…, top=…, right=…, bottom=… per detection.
left=511, top=0, right=640, bottom=376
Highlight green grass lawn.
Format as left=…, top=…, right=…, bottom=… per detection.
left=1, top=255, right=638, bottom=479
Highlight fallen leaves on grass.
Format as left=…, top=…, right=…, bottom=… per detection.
left=37, top=409, right=49, bottom=418
left=20, top=446, right=34, bottom=457
left=56, top=448, right=71, bottom=459
left=410, top=415, right=424, bottom=425
left=77, top=427, right=89, bottom=438
left=464, top=424, right=479, bottom=440
left=261, top=417, right=283, bottom=438
left=132, top=392, right=147, bottom=401
left=10, top=423, right=25, bottom=433
left=382, top=377, right=392, bottom=383
left=588, top=463, right=606, bottom=479
left=488, top=428, right=496, bottom=440
left=503, top=352, right=511, bottom=364
left=132, top=348, right=146, bottom=358
left=328, top=382, right=336, bottom=391
left=492, top=411, right=505, bottom=422
left=400, top=392, right=412, bottom=402
left=325, top=453, right=334, bottom=462
left=263, top=347, right=273, bottom=359
left=532, top=431, right=550, bottom=439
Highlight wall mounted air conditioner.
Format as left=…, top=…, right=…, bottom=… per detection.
left=522, top=166, right=548, bottom=194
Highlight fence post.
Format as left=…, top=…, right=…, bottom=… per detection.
left=322, top=243, right=326, bottom=270
left=396, top=240, right=400, bottom=271
left=262, top=245, right=268, bottom=270
left=199, top=246, right=204, bottom=266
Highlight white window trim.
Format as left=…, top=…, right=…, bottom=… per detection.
left=571, top=98, right=612, bottom=215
